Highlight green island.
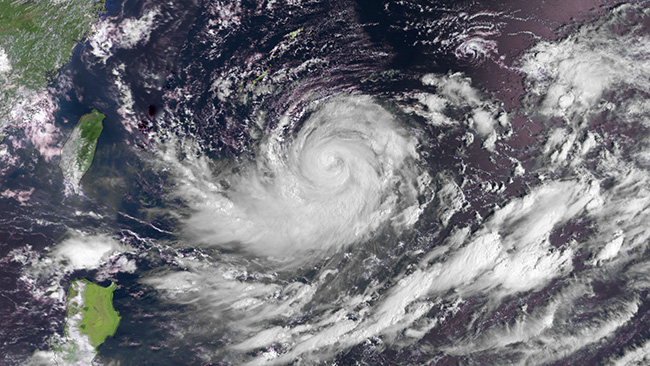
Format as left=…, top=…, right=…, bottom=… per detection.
left=0, top=0, right=105, bottom=88
left=59, top=109, right=105, bottom=193
left=66, top=279, right=121, bottom=348
left=287, top=27, right=302, bottom=40
left=50, top=279, right=121, bottom=363
left=75, top=109, right=105, bottom=169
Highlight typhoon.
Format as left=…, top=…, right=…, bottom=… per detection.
left=167, top=95, right=426, bottom=261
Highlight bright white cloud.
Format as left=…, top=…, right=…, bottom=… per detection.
left=52, top=233, right=124, bottom=271
left=519, top=4, right=650, bottom=120
left=89, top=8, right=159, bottom=62
left=164, top=95, right=429, bottom=262
left=0, top=46, right=11, bottom=74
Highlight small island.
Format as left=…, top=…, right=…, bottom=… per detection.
left=59, top=109, right=105, bottom=194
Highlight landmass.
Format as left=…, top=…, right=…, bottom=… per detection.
left=48, top=279, right=121, bottom=365
left=59, top=109, right=105, bottom=194
left=0, top=0, right=106, bottom=148
left=71, top=280, right=121, bottom=348
left=0, top=0, right=105, bottom=89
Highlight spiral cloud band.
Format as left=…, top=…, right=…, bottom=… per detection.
left=177, top=95, right=425, bottom=259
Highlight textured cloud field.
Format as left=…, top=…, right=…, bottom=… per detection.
left=138, top=4, right=650, bottom=365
